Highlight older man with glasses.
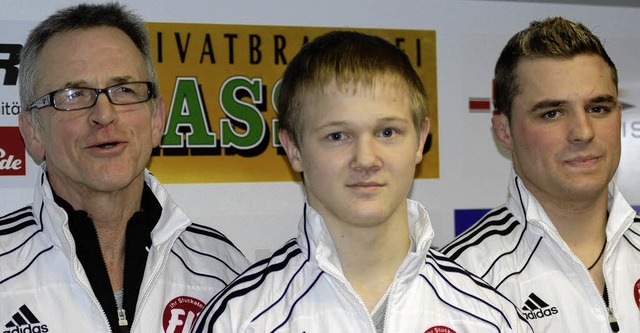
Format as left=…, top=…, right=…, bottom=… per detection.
left=0, top=3, right=249, bottom=333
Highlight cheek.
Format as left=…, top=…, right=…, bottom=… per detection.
left=43, top=121, right=74, bottom=152
left=512, top=124, right=550, bottom=150
left=301, top=151, right=343, bottom=181
left=601, top=120, right=621, bottom=142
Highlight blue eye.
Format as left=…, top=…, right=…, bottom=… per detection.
left=379, top=128, right=398, bottom=137
left=328, top=132, right=347, bottom=141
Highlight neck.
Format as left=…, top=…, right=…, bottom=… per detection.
left=324, top=208, right=411, bottom=311
left=537, top=191, right=608, bottom=248
left=533, top=187, right=608, bottom=294
left=50, top=175, right=145, bottom=291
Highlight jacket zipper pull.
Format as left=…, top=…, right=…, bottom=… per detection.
left=117, top=307, right=130, bottom=333
left=607, top=307, right=619, bottom=332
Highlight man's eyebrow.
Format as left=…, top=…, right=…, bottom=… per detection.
left=529, top=99, right=567, bottom=113
left=376, top=116, right=410, bottom=124
left=61, top=76, right=135, bottom=88
left=62, top=80, right=89, bottom=88
left=313, top=120, right=349, bottom=132
left=109, top=76, right=135, bottom=85
left=589, top=95, right=617, bottom=104
left=529, top=95, right=618, bottom=113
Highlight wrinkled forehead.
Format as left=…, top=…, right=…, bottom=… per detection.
left=36, top=27, right=146, bottom=82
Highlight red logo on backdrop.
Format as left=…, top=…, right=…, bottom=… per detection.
left=634, top=279, right=640, bottom=310
left=425, top=326, right=457, bottom=333
left=0, top=127, right=25, bottom=176
left=162, top=296, right=205, bottom=333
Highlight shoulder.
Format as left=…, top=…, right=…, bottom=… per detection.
left=192, top=238, right=309, bottom=332
left=422, top=250, right=532, bottom=331
left=171, top=222, right=251, bottom=281
left=0, top=204, right=54, bottom=286
left=622, top=213, right=640, bottom=250
left=181, top=222, right=244, bottom=254
left=439, top=205, right=534, bottom=277
left=0, top=204, right=42, bottom=252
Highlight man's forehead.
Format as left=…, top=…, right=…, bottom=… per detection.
left=514, top=56, right=616, bottom=96
left=35, top=27, right=145, bottom=90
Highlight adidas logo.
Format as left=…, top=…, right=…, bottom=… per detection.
left=3, top=305, right=49, bottom=333
left=521, top=293, right=559, bottom=320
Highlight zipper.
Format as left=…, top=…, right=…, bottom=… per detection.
left=118, top=308, right=131, bottom=333
left=603, top=287, right=619, bottom=332
left=536, top=223, right=618, bottom=332
left=321, top=261, right=376, bottom=331
left=128, top=232, right=179, bottom=332
left=63, top=208, right=130, bottom=333
left=607, top=307, right=619, bottom=332
left=62, top=222, right=113, bottom=331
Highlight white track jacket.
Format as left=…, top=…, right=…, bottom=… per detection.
left=0, top=167, right=250, bottom=333
left=441, top=170, right=640, bottom=333
left=192, top=200, right=533, bottom=333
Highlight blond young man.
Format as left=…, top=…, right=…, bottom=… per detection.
left=193, top=30, right=532, bottom=333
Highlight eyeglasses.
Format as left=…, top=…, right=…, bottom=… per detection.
left=28, top=81, right=154, bottom=111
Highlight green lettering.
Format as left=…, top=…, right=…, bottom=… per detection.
left=161, top=77, right=217, bottom=147
left=219, top=76, right=265, bottom=149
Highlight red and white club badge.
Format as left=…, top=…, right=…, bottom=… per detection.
left=162, top=296, right=205, bottom=333
left=425, top=326, right=457, bottom=333
left=634, top=279, right=640, bottom=311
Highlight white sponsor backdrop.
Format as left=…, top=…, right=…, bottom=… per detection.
left=1, top=0, right=639, bottom=261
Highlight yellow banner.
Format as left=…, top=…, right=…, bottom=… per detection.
left=146, top=23, right=438, bottom=183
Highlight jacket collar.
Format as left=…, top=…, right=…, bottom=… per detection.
left=296, top=199, right=435, bottom=280
left=506, top=168, right=636, bottom=242
left=35, top=164, right=191, bottom=258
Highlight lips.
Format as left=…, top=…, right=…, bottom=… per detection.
left=97, top=142, right=118, bottom=148
left=347, top=181, right=384, bottom=188
left=87, top=139, right=125, bottom=150
left=564, top=154, right=601, bottom=166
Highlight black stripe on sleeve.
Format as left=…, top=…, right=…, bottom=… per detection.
left=0, top=245, right=53, bottom=285
left=170, top=248, right=229, bottom=286
left=440, top=207, right=513, bottom=256
left=446, top=218, right=521, bottom=261
left=495, top=236, right=542, bottom=289
left=427, top=251, right=532, bottom=327
left=176, top=237, right=244, bottom=276
left=269, top=272, right=323, bottom=333
left=419, top=273, right=500, bottom=332
left=186, top=223, right=243, bottom=254
left=193, top=242, right=302, bottom=332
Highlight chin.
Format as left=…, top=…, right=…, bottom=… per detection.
left=347, top=209, right=392, bottom=226
left=89, top=172, right=142, bottom=192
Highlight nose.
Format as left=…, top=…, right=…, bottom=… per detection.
left=568, top=110, right=595, bottom=143
left=351, top=135, right=382, bottom=171
left=88, top=93, right=117, bottom=126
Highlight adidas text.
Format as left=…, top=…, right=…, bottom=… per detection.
left=3, top=324, right=49, bottom=333
left=523, top=307, right=558, bottom=320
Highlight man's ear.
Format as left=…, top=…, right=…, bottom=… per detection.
left=151, top=96, right=166, bottom=147
left=415, top=117, right=430, bottom=164
left=278, top=129, right=303, bottom=172
left=18, top=111, right=46, bottom=164
left=492, top=112, right=514, bottom=152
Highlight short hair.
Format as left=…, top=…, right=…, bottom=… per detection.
left=494, top=17, right=617, bottom=119
left=277, top=30, right=428, bottom=147
left=19, top=2, right=159, bottom=125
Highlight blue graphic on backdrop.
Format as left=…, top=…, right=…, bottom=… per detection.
left=454, top=209, right=490, bottom=236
